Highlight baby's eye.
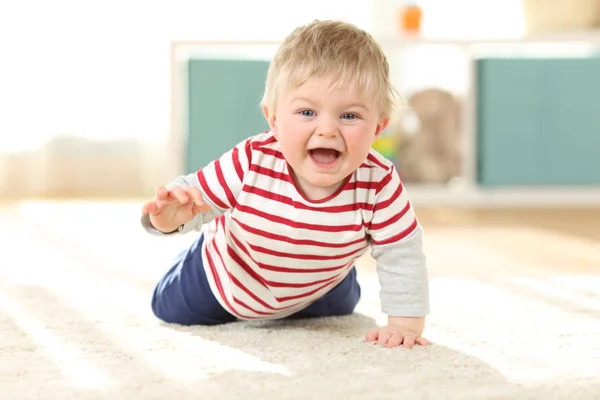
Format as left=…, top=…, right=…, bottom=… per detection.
left=341, top=113, right=357, bottom=120
left=300, top=110, right=315, bottom=117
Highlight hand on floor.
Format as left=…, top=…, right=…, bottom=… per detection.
left=365, top=323, right=430, bottom=349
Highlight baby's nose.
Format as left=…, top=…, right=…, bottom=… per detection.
left=317, top=120, right=340, bottom=137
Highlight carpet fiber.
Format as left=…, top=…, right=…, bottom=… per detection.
left=1, top=202, right=599, bottom=399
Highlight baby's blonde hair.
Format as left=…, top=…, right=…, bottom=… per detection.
left=262, top=20, right=397, bottom=119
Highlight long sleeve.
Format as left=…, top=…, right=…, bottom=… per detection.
left=367, top=166, right=430, bottom=317
left=142, top=137, right=252, bottom=235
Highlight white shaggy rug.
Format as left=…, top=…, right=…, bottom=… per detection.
left=1, top=201, right=599, bottom=399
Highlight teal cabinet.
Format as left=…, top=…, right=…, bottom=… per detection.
left=186, top=58, right=270, bottom=172
left=476, top=57, right=600, bottom=186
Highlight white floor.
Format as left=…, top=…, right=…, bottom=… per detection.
left=1, top=201, right=599, bottom=399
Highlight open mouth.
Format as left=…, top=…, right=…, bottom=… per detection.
left=308, top=148, right=341, bottom=168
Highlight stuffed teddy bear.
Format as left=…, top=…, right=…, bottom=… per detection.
left=390, top=88, right=463, bottom=184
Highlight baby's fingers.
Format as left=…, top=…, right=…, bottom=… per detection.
left=365, top=331, right=378, bottom=343
left=192, top=202, right=211, bottom=215
left=377, top=333, right=392, bottom=346
left=169, top=186, right=189, bottom=204
left=186, top=186, right=204, bottom=205
left=416, top=337, right=431, bottom=347
left=142, top=200, right=157, bottom=215
left=156, top=185, right=169, bottom=200
left=402, top=335, right=416, bottom=349
left=184, top=187, right=210, bottom=215
left=386, top=333, right=404, bottom=348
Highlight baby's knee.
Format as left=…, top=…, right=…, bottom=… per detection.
left=150, top=284, right=234, bottom=326
left=150, top=288, right=179, bottom=324
left=335, top=285, right=362, bottom=316
left=333, top=298, right=359, bottom=316
left=150, top=285, right=192, bottom=325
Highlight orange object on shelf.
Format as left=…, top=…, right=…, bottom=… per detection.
left=398, top=4, right=422, bottom=34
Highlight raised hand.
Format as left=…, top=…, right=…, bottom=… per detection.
left=142, top=185, right=211, bottom=233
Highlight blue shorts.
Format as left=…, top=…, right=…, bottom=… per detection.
left=151, top=234, right=362, bottom=325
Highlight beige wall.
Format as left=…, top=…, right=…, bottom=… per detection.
left=0, top=138, right=172, bottom=199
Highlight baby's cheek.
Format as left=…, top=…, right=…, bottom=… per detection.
left=346, top=135, right=371, bottom=154
left=279, top=140, right=307, bottom=167
left=286, top=137, right=308, bottom=155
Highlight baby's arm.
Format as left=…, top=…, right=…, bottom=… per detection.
left=368, top=227, right=429, bottom=348
left=366, top=165, right=430, bottom=348
left=141, top=138, right=252, bottom=235
left=373, top=225, right=429, bottom=317
left=141, top=172, right=231, bottom=235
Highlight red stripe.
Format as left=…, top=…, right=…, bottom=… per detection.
left=218, top=224, right=355, bottom=304
left=252, top=135, right=277, bottom=148
left=232, top=146, right=244, bottom=181
left=207, top=209, right=355, bottom=316
left=229, top=274, right=293, bottom=312
left=232, top=216, right=366, bottom=248
left=230, top=231, right=352, bottom=273
left=227, top=244, right=267, bottom=288
left=212, top=231, right=260, bottom=306
left=215, top=159, right=237, bottom=208
left=276, top=279, right=340, bottom=302
left=255, top=147, right=285, bottom=160
left=247, top=241, right=368, bottom=261
left=259, top=262, right=350, bottom=274
left=367, top=153, right=390, bottom=170
left=244, top=139, right=252, bottom=168
left=226, top=232, right=351, bottom=300
left=248, top=165, right=379, bottom=196
left=249, top=165, right=292, bottom=184
left=211, top=233, right=284, bottom=316
left=376, top=170, right=394, bottom=195
left=343, top=180, right=379, bottom=191
left=370, top=218, right=418, bottom=245
left=214, top=220, right=296, bottom=313
left=204, top=239, right=255, bottom=319
left=374, top=179, right=403, bottom=211
left=265, top=274, right=341, bottom=289
left=228, top=239, right=344, bottom=296
left=233, top=298, right=274, bottom=316
left=242, top=185, right=372, bottom=212
left=215, top=214, right=226, bottom=229
left=236, top=204, right=363, bottom=232
left=197, top=170, right=229, bottom=209
left=370, top=201, right=412, bottom=231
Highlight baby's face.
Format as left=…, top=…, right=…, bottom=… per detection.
left=266, top=77, right=388, bottom=201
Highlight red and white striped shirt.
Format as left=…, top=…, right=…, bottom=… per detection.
left=169, top=131, right=429, bottom=320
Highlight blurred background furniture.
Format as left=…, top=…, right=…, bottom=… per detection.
left=171, top=32, right=600, bottom=207
left=476, top=56, right=600, bottom=187
left=3, top=0, right=600, bottom=207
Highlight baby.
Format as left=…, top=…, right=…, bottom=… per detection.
left=141, top=20, right=430, bottom=349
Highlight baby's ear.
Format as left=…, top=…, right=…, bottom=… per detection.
left=373, top=117, right=390, bottom=142
left=262, top=105, right=277, bottom=128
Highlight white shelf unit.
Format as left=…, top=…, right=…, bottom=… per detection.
left=169, top=33, right=600, bottom=208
